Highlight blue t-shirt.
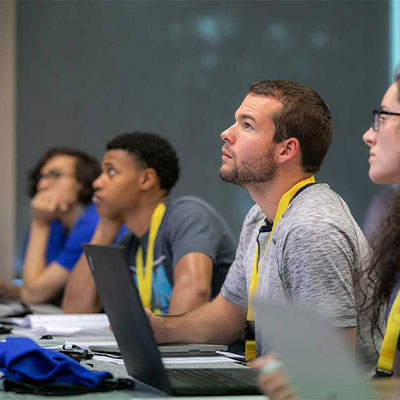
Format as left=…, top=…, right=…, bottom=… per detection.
left=22, top=204, right=128, bottom=271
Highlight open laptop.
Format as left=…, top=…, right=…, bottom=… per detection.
left=254, top=301, right=373, bottom=399
left=83, top=243, right=260, bottom=396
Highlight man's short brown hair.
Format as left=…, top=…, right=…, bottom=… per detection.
left=250, top=80, right=333, bottom=174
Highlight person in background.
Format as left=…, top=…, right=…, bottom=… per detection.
left=62, top=132, right=236, bottom=316
left=258, top=70, right=400, bottom=398
left=0, top=148, right=101, bottom=305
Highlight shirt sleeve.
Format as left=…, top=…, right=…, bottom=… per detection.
left=54, top=205, right=99, bottom=271
left=220, top=206, right=261, bottom=309
left=165, top=199, right=224, bottom=267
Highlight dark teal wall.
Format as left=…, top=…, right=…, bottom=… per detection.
left=16, top=0, right=389, bottom=256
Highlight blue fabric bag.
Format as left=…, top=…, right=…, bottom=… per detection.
left=0, top=337, right=135, bottom=395
left=0, top=337, right=110, bottom=386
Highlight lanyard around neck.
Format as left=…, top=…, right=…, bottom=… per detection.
left=376, top=289, right=400, bottom=376
left=247, top=175, right=315, bottom=322
left=135, top=203, right=166, bottom=309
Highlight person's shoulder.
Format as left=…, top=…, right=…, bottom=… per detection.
left=166, top=195, right=221, bottom=218
left=78, top=203, right=99, bottom=221
left=71, top=203, right=99, bottom=229
left=168, top=195, right=213, bottom=209
left=289, top=183, right=350, bottom=216
left=284, top=183, right=360, bottom=234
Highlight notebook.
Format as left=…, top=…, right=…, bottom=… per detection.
left=254, top=301, right=373, bottom=399
left=82, top=243, right=260, bottom=396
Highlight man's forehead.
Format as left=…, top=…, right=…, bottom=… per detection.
left=103, top=149, right=137, bottom=166
left=235, top=93, right=282, bottom=119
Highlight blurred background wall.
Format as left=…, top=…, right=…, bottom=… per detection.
left=11, top=0, right=394, bottom=272
left=0, top=1, right=16, bottom=281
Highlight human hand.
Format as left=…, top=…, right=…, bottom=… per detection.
left=253, top=354, right=298, bottom=400
left=31, top=191, right=70, bottom=222
left=144, top=307, right=163, bottom=343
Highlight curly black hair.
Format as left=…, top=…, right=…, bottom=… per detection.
left=107, top=132, right=180, bottom=193
left=28, top=148, right=101, bottom=205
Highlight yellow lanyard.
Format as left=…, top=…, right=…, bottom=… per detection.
left=135, top=203, right=166, bottom=309
left=245, top=175, right=315, bottom=360
left=376, top=289, right=400, bottom=376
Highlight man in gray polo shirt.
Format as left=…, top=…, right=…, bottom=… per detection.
left=146, top=80, right=377, bottom=371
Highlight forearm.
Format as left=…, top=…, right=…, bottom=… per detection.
left=168, top=252, right=213, bottom=315
left=62, top=224, right=118, bottom=313
left=151, top=294, right=246, bottom=345
left=168, top=282, right=211, bottom=315
left=22, top=220, right=50, bottom=286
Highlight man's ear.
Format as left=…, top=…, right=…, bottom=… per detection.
left=140, top=168, right=159, bottom=191
left=276, top=137, right=300, bottom=165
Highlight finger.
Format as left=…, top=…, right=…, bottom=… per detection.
left=249, top=353, right=277, bottom=369
left=265, top=380, right=297, bottom=400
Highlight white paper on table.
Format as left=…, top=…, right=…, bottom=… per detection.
left=92, top=355, right=125, bottom=364
left=10, top=314, right=112, bottom=336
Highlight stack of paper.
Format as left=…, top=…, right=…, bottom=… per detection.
left=11, top=314, right=113, bottom=337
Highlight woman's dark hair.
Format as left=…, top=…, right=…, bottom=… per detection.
left=107, top=132, right=180, bottom=193
left=28, top=148, right=101, bottom=205
left=361, top=70, right=400, bottom=340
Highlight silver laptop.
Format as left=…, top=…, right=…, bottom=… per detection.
left=83, top=243, right=260, bottom=396
left=255, top=301, right=373, bottom=399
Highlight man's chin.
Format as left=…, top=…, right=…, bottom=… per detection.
left=219, top=168, right=239, bottom=184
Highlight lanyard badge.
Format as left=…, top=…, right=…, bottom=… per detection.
left=245, top=176, right=315, bottom=361
left=376, top=290, right=400, bottom=377
left=135, top=203, right=166, bottom=310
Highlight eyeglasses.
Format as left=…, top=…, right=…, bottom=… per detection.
left=372, top=109, right=400, bottom=132
left=38, top=169, right=75, bottom=182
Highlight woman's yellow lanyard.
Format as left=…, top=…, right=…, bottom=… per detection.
left=376, top=290, right=400, bottom=377
left=135, top=203, right=166, bottom=310
left=245, top=175, right=315, bottom=361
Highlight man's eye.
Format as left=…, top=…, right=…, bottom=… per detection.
left=244, top=122, right=253, bottom=129
left=107, top=168, right=116, bottom=177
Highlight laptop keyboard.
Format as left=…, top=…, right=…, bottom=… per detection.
left=167, top=368, right=261, bottom=395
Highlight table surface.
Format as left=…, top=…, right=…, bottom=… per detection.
left=2, top=302, right=400, bottom=399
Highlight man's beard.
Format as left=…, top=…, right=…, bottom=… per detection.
left=219, top=147, right=277, bottom=187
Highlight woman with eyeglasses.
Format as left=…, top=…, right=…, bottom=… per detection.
left=257, top=70, right=400, bottom=398
left=0, top=148, right=102, bottom=305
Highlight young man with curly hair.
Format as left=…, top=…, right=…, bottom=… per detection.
left=62, top=132, right=236, bottom=315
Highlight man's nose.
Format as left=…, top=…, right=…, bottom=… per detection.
left=93, top=173, right=105, bottom=190
left=221, top=124, right=235, bottom=143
